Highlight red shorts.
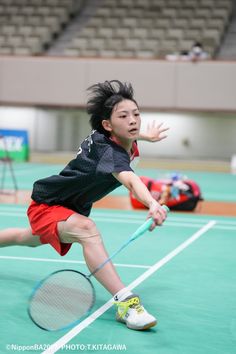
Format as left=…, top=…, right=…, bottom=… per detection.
left=27, top=201, right=75, bottom=256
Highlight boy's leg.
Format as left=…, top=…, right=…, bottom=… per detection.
left=58, top=213, right=126, bottom=295
left=0, top=228, right=42, bottom=247
left=58, top=213, right=157, bottom=330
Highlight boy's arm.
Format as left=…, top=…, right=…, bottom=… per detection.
left=112, top=171, right=167, bottom=230
left=137, top=121, right=169, bottom=142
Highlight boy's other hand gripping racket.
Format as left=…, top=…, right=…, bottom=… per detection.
left=28, top=205, right=169, bottom=331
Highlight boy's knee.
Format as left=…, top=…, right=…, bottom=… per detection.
left=59, top=217, right=102, bottom=245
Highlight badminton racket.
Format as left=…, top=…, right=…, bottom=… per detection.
left=28, top=205, right=169, bottom=331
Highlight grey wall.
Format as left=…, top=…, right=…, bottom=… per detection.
left=0, top=56, right=236, bottom=110
left=0, top=106, right=235, bottom=160
left=0, top=56, right=236, bottom=159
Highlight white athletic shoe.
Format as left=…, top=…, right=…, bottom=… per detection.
left=114, top=295, right=157, bottom=330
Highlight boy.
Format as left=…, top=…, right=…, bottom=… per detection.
left=0, top=80, right=168, bottom=330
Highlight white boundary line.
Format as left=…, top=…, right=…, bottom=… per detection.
left=93, top=211, right=233, bottom=223
left=0, top=206, right=236, bottom=223
left=0, top=209, right=236, bottom=228
left=42, top=220, right=216, bottom=354
left=0, top=256, right=150, bottom=269
left=1, top=209, right=236, bottom=230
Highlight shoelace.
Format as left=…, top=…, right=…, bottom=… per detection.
left=114, top=296, right=144, bottom=318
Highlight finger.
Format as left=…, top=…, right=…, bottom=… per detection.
left=149, top=220, right=156, bottom=231
left=151, top=120, right=156, bottom=129
left=157, top=134, right=168, bottom=141
left=151, top=213, right=165, bottom=228
left=156, top=207, right=167, bottom=222
left=156, top=122, right=163, bottom=129
left=160, top=126, right=170, bottom=132
left=160, top=206, right=168, bottom=218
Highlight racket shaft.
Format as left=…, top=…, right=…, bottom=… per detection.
left=89, top=205, right=169, bottom=277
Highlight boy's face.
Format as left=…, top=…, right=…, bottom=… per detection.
left=102, top=99, right=141, bottom=143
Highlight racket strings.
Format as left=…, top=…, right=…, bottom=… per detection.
left=29, top=270, right=94, bottom=331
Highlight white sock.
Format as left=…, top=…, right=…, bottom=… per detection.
left=113, top=288, right=133, bottom=302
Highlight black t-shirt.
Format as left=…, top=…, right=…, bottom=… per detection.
left=31, top=131, right=137, bottom=216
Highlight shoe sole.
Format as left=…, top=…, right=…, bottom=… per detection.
left=127, top=320, right=157, bottom=331
left=117, top=317, right=157, bottom=331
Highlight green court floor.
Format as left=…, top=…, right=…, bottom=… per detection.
left=2, top=162, right=236, bottom=202
left=0, top=204, right=236, bottom=354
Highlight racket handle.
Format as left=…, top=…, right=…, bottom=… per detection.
left=162, top=205, right=170, bottom=213
left=131, top=204, right=169, bottom=241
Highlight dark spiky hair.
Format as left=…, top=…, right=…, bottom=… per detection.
left=87, top=80, right=138, bottom=136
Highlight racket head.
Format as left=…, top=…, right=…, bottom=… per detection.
left=28, top=269, right=95, bottom=331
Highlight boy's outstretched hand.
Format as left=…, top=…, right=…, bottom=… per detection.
left=138, top=121, right=169, bottom=142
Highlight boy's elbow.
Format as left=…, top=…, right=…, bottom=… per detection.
left=113, top=171, right=136, bottom=191
left=122, top=179, right=133, bottom=192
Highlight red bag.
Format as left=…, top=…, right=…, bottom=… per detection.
left=130, top=174, right=203, bottom=211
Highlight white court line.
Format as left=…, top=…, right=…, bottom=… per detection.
left=0, top=256, right=150, bottom=269
left=42, top=220, right=216, bottom=354
left=95, top=217, right=206, bottom=229
left=92, top=211, right=236, bottom=224
left=0, top=204, right=235, bottom=223
left=0, top=210, right=204, bottom=228
left=0, top=211, right=236, bottom=231
left=0, top=206, right=215, bottom=220
left=0, top=210, right=235, bottom=231
left=0, top=211, right=26, bottom=217
left=5, top=166, right=61, bottom=176
left=1, top=207, right=236, bottom=226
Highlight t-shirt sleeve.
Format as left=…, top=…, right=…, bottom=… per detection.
left=96, top=146, right=133, bottom=175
